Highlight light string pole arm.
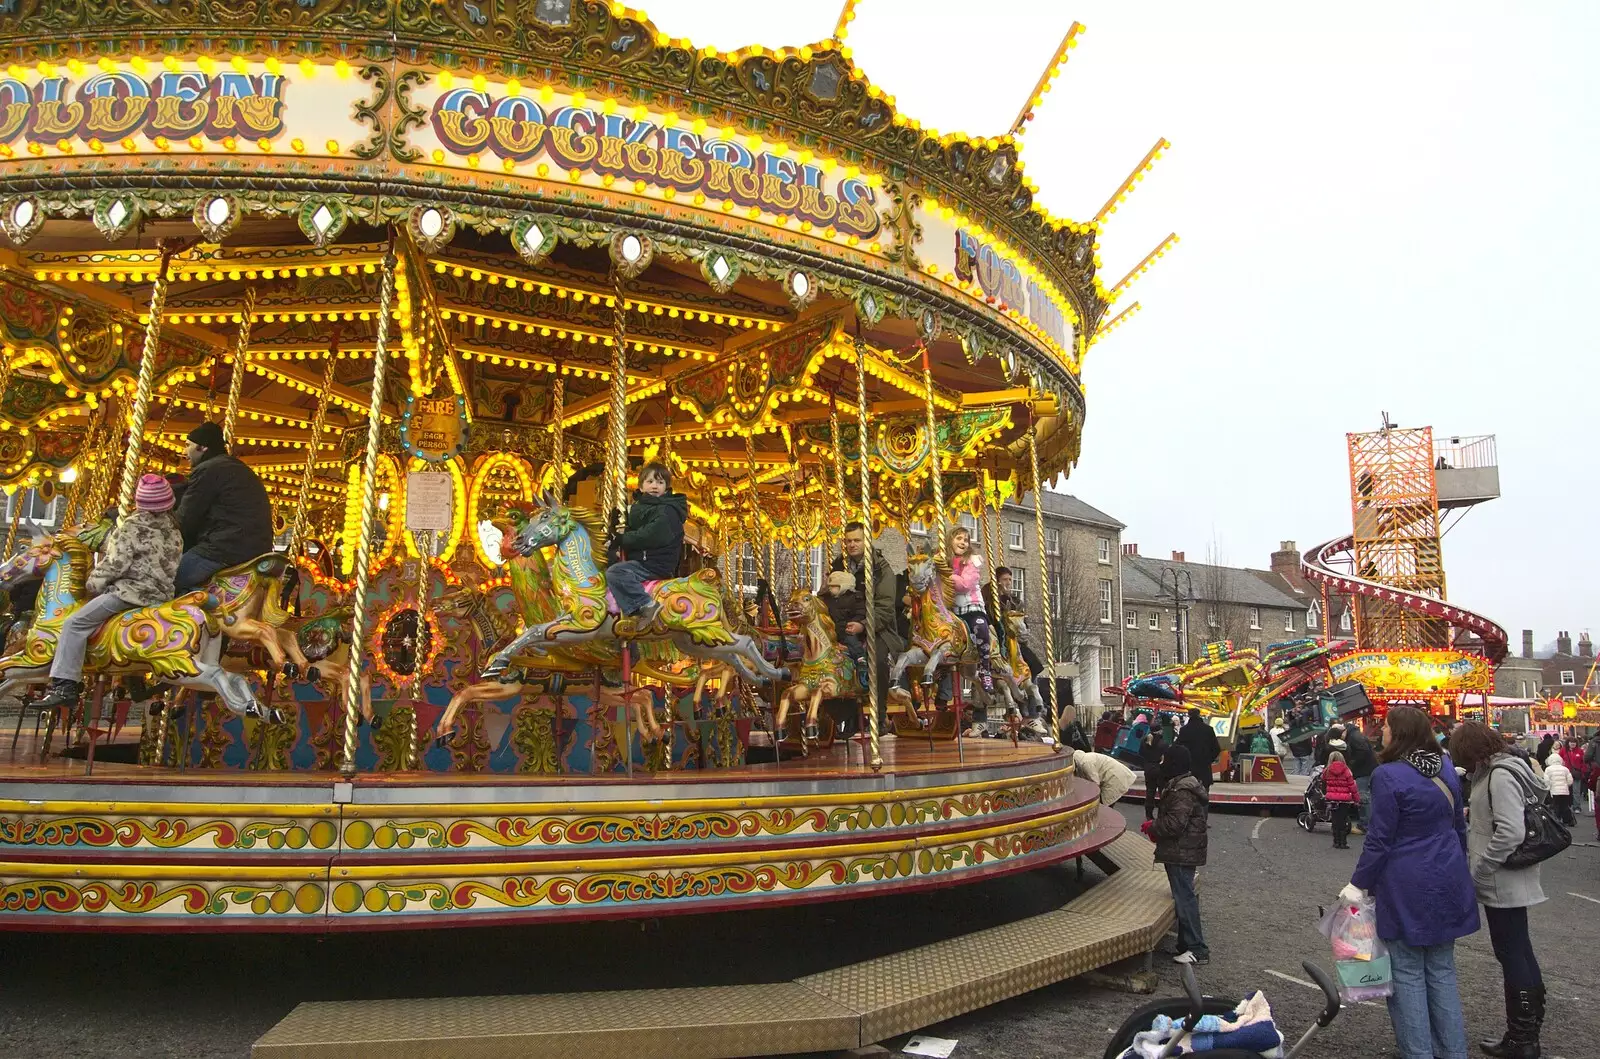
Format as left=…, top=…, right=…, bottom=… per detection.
left=854, top=340, right=882, bottom=771
left=548, top=367, right=565, bottom=496
left=918, top=343, right=950, bottom=560
left=1026, top=408, right=1061, bottom=750
left=221, top=286, right=257, bottom=449
left=603, top=270, right=631, bottom=521
left=116, top=239, right=182, bottom=519
left=286, top=327, right=341, bottom=555
left=339, top=239, right=399, bottom=777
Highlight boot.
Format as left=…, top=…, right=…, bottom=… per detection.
left=1479, top=986, right=1541, bottom=1058
left=35, top=678, right=83, bottom=710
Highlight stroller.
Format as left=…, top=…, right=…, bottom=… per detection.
left=1104, top=960, right=1342, bottom=1059
left=1296, top=764, right=1332, bottom=832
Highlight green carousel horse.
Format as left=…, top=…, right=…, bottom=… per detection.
left=0, top=518, right=289, bottom=720
left=772, top=587, right=856, bottom=745
left=433, top=492, right=786, bottom=740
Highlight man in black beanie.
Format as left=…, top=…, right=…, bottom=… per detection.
left=174, top=421, right=274, bottom=594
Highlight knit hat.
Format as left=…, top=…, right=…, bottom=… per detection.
left=187, top=421, right=226, bottom=451
left=827, top=570, right=855, bottom=594
left=134, top=473, right=175, bottom=512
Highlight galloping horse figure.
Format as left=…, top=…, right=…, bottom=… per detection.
left=0, top=525, right=287, bottom=720
left=432, top=503, right=771, bottom=743
left=995, top=610, right=1046, bottom=716
left=888, top=552, right=970, bottom=708
left=772, top=588, right=855, bottom=742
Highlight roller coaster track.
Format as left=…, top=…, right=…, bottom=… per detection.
left=1300, top=536, right=1508, bottom=664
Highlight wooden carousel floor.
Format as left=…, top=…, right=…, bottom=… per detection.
left=0, top=729, right=1062, bottom=788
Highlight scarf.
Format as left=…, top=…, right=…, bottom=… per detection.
left=1405, top=748, right=1443, bottom=778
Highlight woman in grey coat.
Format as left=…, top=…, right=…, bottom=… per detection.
left=1449, top=721, right=1547, bottom=1059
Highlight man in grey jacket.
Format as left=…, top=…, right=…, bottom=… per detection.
left=830, top=522, right=906, bottom=725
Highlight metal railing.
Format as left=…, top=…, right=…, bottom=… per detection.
left=1434, top=434, right=1496, bottom=470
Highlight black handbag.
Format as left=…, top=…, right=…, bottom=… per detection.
left=1488, top=761, right=1571, bottom=869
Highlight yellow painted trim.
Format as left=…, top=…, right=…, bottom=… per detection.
left=340, top=764, right=1072, bottom=818
left=330, top=802, right=1096, bottom=881
left=0, top=800, right=339, bottom=817
left=0, top=862, right=326, bottom=881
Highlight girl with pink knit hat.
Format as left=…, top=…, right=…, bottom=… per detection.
left=36, top=474, right=185, bottom=710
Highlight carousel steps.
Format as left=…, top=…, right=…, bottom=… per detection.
left=253, top=821, right=1173, bottom=1059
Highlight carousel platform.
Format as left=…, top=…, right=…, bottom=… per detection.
left=251, top=827, right=1166, bottom=1059
left=1124, top=772, right=1311, bottom=810
left=0, top=733, right=1120, bottom=933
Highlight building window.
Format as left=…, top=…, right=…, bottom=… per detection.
left=1207, top=608, right=1218, bottom=627
left=958, top=512, right=977, bottom=531
left=1519, top=680, right=1530, bottom=698
left=1098, top=579, right=1113, bottom=622
left=1006, top=521, right=1024, bottom=550
left=1148, top=611, right=1159, bottom=630
left=1096, top=536, right=1110, bottom=564
left=1250, top=640, right=1262, bottom=656
left=1307, top=602, right=1320, bottom=629
left=1047, top=529, right=1061, bottom=556
left=1125, top=609, right=1136, bottom=629
left=6, top=489, right=57, bottom=524
left=1171, top=612, right=1179, bottom=632
left=1100, top=656, right=1113, bottom=691
left=1126, top=648, right=1138, bottom=678
left=909, top=520, right=925, bottom=535
left=1011, top=568, right=1026, bottom=603
left=1249, top=606, right=1261, bottom=630
left=1561, top=671, right=1576, bottom=686
left=1339, top=608, right=1352, bottom=632
left=1150, top=648, right=1161, bottom=669
left=1284, top=611, right=1295, bottom=633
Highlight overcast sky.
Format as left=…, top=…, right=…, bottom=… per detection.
left=645, top=1, right=1597, bottom=648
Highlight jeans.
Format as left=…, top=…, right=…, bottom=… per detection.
left=1331, top=802, right=1351, bottom=844
left=605, top=560, right=654, bottom=615
left=1385, top=937, right=1469, bottom=1059
left=1163, top=863, right=1207, bottom=958
left=1292, top=754, right=1313, bottom=775
left=49, top=593, right=134, bottom=682
left=175, top=551, right=225, bottom=595
left=1484, top=905, right=1543, bottom=991
left=1552, top=793, right=1574, bottom=826
left=1355, top=773, right=1372, bottom=826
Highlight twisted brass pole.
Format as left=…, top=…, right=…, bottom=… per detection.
left=339, top=245, right=397, bottom=777
left=1027, top=419, right=1060, bottom=749
left=221, top=287, right=257, bottom=449
left=549, top=370, right=565, bottom=496
left=854, top=342, right=881, bottom=770
left=116, top=242, right=175, bottom=518
left=919, top=344, right=949, bottom=561
left=603, top=275, right=630, bottom=519
left=828, top=395, right=849, bottom=543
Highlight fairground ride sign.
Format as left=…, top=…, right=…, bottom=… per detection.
left=1329, top=650, right=1492, bottom=695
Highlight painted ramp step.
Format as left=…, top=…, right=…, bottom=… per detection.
left=254, top=820, right=1168, bottom=1059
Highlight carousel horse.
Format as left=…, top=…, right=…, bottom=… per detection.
left=0, top=527, right=286, bottom=720
left=772, top=588, right=855, bottom=742
left=433, top=508, right=756, bottom=744
left=887, top=551, right=970, bottom=710
left=996, top=610, right=1046, bottom=717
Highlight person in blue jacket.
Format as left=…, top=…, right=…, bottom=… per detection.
left=1348, top=705, right=1479, bottom=1059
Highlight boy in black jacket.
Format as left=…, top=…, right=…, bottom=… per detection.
left=606, top=462, right=686, bottom=627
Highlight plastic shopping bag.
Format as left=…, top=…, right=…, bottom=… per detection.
left=1317, top=893, right=1393, bottom=1001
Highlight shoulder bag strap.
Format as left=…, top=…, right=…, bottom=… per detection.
left=1430, top=774, right=1455, bottom=809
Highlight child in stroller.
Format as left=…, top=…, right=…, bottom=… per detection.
left=1296, top=763, right=1333, bottom=832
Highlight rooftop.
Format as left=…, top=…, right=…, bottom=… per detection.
left=1120, top=554, right=1307, bottom=610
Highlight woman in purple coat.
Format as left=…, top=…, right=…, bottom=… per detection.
left=1349, top=706, right=1479, bottom=1059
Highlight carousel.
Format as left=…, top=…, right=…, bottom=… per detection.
left=0, top=1, right=1168, bottom=932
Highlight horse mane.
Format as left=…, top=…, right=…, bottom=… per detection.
left=908, top=552, right=955, bottom=609
left=562, top=503, right=611, bottom=565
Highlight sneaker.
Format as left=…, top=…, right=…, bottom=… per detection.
left=36, top=678, right=83, bottom=709
left=963, top=725, right=987, bottom=738
left=1172, top=951, right=1209, bottom=966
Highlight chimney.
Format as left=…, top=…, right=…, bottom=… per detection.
left=1122, top=543, right=1139, bottom=557
left=1581, top=633, right=1593, bottom=659
left=1556, top=631, right=1572, bottom=656
left=1171, top=550, right=1185, bottom=562
left=1270, top=540, right=1301, bottom=580
left=1521, top=630, right=1534, bottom=659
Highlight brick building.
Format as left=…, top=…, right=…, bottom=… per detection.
left=1499, top=630, right=1597, bottom=700
left=1118, top=546, right=1315, bottom=680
